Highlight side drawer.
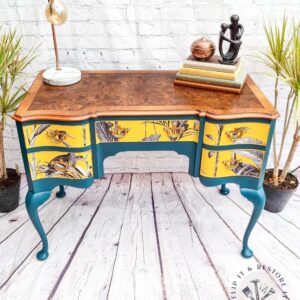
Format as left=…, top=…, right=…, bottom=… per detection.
left=200, top=148, right=265, bottom=178
left=203, top=121, right=270, bottom=146
left=27, top=150, right=93, bottom=181
left=23, top=123, right=91, bottom=148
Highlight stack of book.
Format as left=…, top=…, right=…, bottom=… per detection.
left=175, top=55, right=247, bottom=94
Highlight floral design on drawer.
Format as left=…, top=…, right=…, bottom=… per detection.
left=203, top=122, right=270, bottom=146
left=200, top=148, right=264, bottom=178
left=23, top=124, right=90, bottom=148
left=95, top=120, right=200, bottom=143
left=28, top=150, right=93, bottom=181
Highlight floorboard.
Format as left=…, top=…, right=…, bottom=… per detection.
left=52, top=174, right=132, bottom=300
left=152, top=173, right=227, bottom=300
left=0, top=175, right=112, bottom=299
left=191, top=176, right=300, bottom=299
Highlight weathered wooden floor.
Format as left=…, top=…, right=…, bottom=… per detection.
left=0, top=173, right=299, bottom=300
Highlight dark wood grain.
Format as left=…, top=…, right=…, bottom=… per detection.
left=13, top=70, right=279, bottom=122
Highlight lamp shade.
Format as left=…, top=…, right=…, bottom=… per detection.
left=45, top=0, right=68, bottom=25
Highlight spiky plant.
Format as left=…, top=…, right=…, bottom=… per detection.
left=0, top=28, right=36, bottom=181
left=277, top=22, right=300, bottom=183
left=260, top=18, right=300, bottom=185
left=260, top=16, right=290, bottom=184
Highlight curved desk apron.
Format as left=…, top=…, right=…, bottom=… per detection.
left=13, top=70, right=279, bottom=261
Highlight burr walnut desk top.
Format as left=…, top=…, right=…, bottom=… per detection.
left=13, top=70, right=279, bottom=122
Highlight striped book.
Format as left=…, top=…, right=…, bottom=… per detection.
left=174, top=80, right=243, bottom=94
left=176, top=68, right=247, bottom=89
left=183, top=55, right=240, bottom=73
left=179, top=64, right=241, bottom=80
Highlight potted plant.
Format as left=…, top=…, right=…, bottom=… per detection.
left=0, top=28, right=35, bottom=212
left=260, top=17, right=300, bottom=213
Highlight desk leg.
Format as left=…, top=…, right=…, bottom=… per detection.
left=25, top=190, right=51, bottom=261
left=220, top=184, right=230, bottom=195
left=56, top=185, right=66, bottom=198
left=240, top=188, right=265, bottom=258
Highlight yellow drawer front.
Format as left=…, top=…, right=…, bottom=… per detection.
left=95, top=120, right=200, bottom=143
left=203, top=122, right=270, bottom=146
left=200, top=148, right=265, bottom=178
left=28, top=150, right=93, bottom=181
left=23, top=123, right=91, bottom=148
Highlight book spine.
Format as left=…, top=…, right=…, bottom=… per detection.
left=174, top=80, right=241, bottom=94
left=179, top=67, right=236, bottom=80
left=182, top=62, right=237, bottom=73
left=176, top=73, right=242, bottom=88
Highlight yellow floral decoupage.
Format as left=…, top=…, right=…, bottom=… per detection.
left=23, top=123, right=91, bottom=148
left=28, top=150, right=93, bottom=181
left=203, top=122, right=270, bottom=146
left=200, top=148, right=265, bottom=178
left=95, top=120, right=200, bottom=143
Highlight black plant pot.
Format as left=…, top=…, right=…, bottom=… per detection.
left=0, top=168, right=21, bottom=213
left=264, top=170, right=299, bottom=213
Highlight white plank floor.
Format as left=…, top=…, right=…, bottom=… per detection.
left=0, top=173, right=299, bottom=300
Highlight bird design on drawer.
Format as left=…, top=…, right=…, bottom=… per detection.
left=46, top=130, right=75, bottom=147
left=223, top=158, right=242, bottom=170
left=222, top=150, right=263, bottom=177
left=163, top=122, right=187, bottom=141
left=35, top=153, right=92, bottom=179
left=225, top=127, right=249, bottom=141
left=109, top=121, right=130, bottom=139
left=95, top=121, right=130, bottom=142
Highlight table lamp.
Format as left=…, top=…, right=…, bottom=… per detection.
left=43, top=0, right=81, bottom=86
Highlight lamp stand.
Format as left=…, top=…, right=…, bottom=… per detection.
left=43, top=23, right=81, bottom=86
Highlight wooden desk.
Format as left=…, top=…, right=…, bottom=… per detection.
left=14, top=70, right=279, bottom=261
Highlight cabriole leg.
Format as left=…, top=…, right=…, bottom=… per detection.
left=25, top=190, right=51, bottom=261
left=240, top=188, right=265, bottom=258
left=220, top=184, right=230, bottom=195
left=56, top=185, right=66, bottom=198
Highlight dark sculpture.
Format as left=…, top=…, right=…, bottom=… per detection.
left=218, top=15, right=244, bottom=65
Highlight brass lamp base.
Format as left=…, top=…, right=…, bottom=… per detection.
left=43, top=67, right=81, bottom=86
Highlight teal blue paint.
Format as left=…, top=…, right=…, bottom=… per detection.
left=97, top=142, right=197, bottom=176
left=26, top=145, right=92, bottom=153
left=202, top=143, right=266, bottom=151
left=240, top=187, right=266, bottom=258
left=89, top=118, right=100, bottom=179
left=16, top=122, right=34, bottom=191
left=193, top=117, right=205, bottom=177
left=25, top=191, right=52, bottom=260
left=220, top=184, right=230, bottom=195
left=22, top=119, right=90, bottom=126
left=204, top=117, right=271, bottom=124
left=257, top=120, right=276, bottom=188
left=200, top=175, right=260, bottom=190
left=56, top=185, right=66, bottom=198
left=32, top=177, right=94, bottom=193
left=95, top=115, right=199, bottom=121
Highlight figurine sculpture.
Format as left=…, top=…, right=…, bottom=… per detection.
left=218, top=14, right=244, bottom=65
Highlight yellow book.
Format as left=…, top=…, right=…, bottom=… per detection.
left=179, top=65, right=241, bottom=80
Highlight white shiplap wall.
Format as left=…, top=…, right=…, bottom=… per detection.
left=1, top=0, right=299, bottom=173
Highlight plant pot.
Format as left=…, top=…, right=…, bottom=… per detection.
left=0, top=168, right=21, bottom=213
left=263, top=169, right=299, bottom=213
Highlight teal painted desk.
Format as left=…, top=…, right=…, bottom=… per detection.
left=13, top=70, right=279, bottom=261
